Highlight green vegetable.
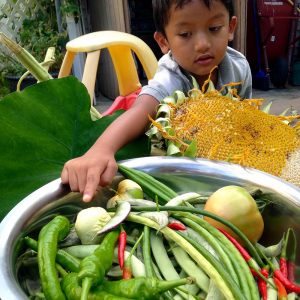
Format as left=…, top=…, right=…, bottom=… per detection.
left=61, top=272, right=131, bottom=300
left=122, top=213, right=241, bottom=300
left=75, top=207, right=111, bottom=245
left=78, top=229, right=119, bottom=300
left=117, top=164, right=178, bottom=205
left=167, top=239, right=210, bottom=293
left=129, top=205, right=264, bottom=267
left=24, top=236, right=80, bottom=272
left=176, top=231, right=246, bottom=300
left=37, top=215, right=70, bottom=300
left=100, top=276, right=195, bottom=300
left=96, top=201, right=131, bottom=236
left=106, top=179, right=143, bottom=209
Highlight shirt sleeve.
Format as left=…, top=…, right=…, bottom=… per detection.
left=138, top=67, right=187, bottom=102
left=137, top=52, right=192, bottom=103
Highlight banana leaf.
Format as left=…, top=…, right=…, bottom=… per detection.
left=0, top=76, right=150, bottom=221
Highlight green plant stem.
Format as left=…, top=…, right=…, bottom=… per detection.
left=0, top=32, right=53, bottom=82
left=17, top=60, right=54, bottom=91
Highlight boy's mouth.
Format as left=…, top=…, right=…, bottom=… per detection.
left=195, top=55, right=213, bottom=65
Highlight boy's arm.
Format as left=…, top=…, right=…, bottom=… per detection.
left=61, top=94, right=159, bottom=202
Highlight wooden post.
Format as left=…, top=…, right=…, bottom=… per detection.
left=232, top=0, right=247, bottom=55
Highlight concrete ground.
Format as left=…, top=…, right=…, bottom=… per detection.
left=95, top=84, right=300, bottom=117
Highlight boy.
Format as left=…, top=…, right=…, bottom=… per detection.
left=61, top=0, right=252, bottom=202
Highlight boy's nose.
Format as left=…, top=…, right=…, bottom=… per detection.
left=194, top=33, right=210, bottom=52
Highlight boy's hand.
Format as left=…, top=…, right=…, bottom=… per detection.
left=61, top=150, right=118, bottom=202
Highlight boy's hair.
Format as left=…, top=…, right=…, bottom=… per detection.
left=152, top=0, right=234, bottom=38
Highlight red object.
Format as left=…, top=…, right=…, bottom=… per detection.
left=258, top=268, right=269, bottom=300
left=280, top=230, right=289, bottom=278
left=274, top=270, right=300, bottom=293
left=101, top=88, right=142, bottom=116
left=287, top=261, right=295, bottom=285
left=250, top=268, right=259, bottom=277
left=122, top=265, right=132, bottom=279
left=217, top=228, right=276, bottom=289
left=274, top=276, right=288, bottom=300
left=167, top=223, right=187, bottom=231
left=217, top=228, right=251, bottom=261
left=246, top=0, right=300, bottom=88
left=250, top=267, right=269, bottom=300
left=118, top=229, right=127, bottom=270
left=287, top=229, right=297, bottom=288
left=280, top=258, right=288, bottom=278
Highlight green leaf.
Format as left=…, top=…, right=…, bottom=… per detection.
left=183, top=138, right=197, bottom=157
left=261, top=102, right=272, bottom=114
left=166, top=143, right=182, bottom=156
left=0, top=76, right=150, bottom=220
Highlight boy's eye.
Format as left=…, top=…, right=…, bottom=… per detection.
left=210, top=26, right=222, bottom=32
left=179, top=32, right=191, bottom=38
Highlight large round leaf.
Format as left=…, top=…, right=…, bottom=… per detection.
left=0, top=76, right=150, bottom=220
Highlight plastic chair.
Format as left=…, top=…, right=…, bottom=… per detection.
left=58, top=31, right=158, bottom=113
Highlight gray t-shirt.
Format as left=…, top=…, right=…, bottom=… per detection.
left=139, top=46, right=252, bottom=102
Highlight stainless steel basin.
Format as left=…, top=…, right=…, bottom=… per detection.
left=1, top=157, right=300, bottom=299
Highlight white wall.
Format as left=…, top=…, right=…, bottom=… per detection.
left=0, top=0, right=10, bottom=37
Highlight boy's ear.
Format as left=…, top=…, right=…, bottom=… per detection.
left=154, top=31, right=170, bottom=54
left=228, top=16, right=237, bottom=42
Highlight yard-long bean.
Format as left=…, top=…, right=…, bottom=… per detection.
left=129, top=205, right=264, bottom=268
left=114, top=212, right=244, bottom=300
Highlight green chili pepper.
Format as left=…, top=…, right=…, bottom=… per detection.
left=37, top=215, right=70, bottom=300
left=61, top=272, right=132, bottom=300
left=78, top=229, right=120, bottom=300
left=99, top=276, right=195, bottom=300
left=24, top=236, right=80, bottom=272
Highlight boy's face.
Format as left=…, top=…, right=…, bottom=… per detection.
left=155, top=0, right=237, bottom=85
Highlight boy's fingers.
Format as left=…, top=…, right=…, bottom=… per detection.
left=98, top=161, right=118, bottom=187
left=61, top=165, right=69, bottom=184
left=83, top=167, right=101, bottom=202
left=68, top=170, right=79, bottom=192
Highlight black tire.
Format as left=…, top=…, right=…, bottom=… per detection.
left=270, top=56, right=288, bottom=88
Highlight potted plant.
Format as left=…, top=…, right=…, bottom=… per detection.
left=0, top=3, right=68, bottom=96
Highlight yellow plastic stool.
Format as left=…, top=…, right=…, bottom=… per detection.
left=58, top=31, right=158, bottom=105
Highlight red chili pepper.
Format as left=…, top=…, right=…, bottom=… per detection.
left=167, top=223, right=186, bottom=231
left=118, top=224, right=127, bottom=270
left=250, top=268, right=259, bottom=277
left=258, top=268, right=269, bottom=300
left=287, top=229, right=297, bottom=288
left=123, top=232, right=144, bottom=279
left=250, top=267, right=269, bottom=300
left=256, top=244, right=300, bottom=293
left=274, top=276, right=288, bottom=300
left=217, top=228, right=276, bottom=289
left=280, top=231, right=289, bottom=278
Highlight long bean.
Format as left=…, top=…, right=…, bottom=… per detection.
left=176, top=231, right=247, bottom=300
left=167, top=239, right=209, bottom=293
left=116, top=213, right=243, bottom=300
left=174, top=216, right=239, bottom=285
left=129, top=205, right=264, bottom=267
left=218, top=237, right=251, bottom=297
left=150, top=230, right=190, bottom=299
left=142, top=225, right=155, bottom=277
left=142, top=226, right=175, bottom=300
left=176, top=212, right=259, bottom=300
